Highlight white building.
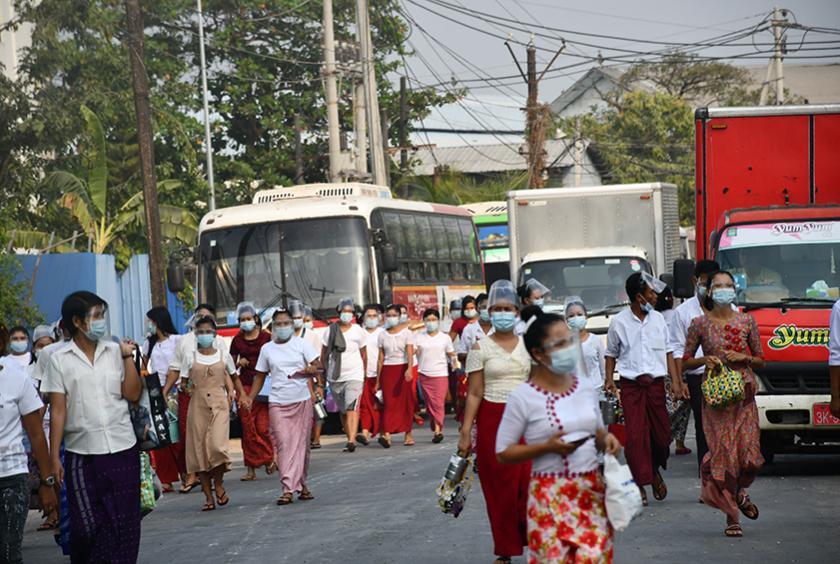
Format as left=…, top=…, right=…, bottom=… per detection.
left=0, top=0, right=32, bottom=81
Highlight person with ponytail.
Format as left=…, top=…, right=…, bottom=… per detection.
left=682, top=270, right=765, bottom=538
left=497, top=311, right=621, bottom=562
left=458, top=280, right=531, bottom=564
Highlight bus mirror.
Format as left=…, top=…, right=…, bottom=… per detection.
left=380, top=244, right=399, bottom=273
left=167, top=261, right=186, bottom=294
left=672, top=259, right=695, bottom=299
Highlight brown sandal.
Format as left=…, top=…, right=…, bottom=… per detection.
left=651, top=471, right=667, bottom=501
left=215, top=486, right=230, bottom=506
left=725, top=524, right=743, bottom=537
left=276, top=493, right=294, bottom=505
left=639, top=488, right=649, bottom=507
left=202, top=502, right=216, bottom=512
left=265, top=462, right=277, bottom=475
left=737, top=492, right=759, bottom=520
left=298, top=489, right=314, bottom=501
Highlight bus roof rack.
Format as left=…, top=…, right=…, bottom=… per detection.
left=252, top=183, right=392, bottom=204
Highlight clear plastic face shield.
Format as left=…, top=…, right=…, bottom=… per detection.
left=641, top=271, right=668, bottom=294
left=303, top=306, right=314, bottom=323
left=260, top=306, right=279, bottom=329
left=563, top=296, right=588, bottom=331
left=337, top=297, right=356, bottom=324
left=488, top=280, right=518, bottom=311
left=235, top=301, right=258, bottom=324
left=32, top=325, right=55, bottom=352
left=524, top=278, right=550, bottom=303
left=77, top=303, right=111, bottom=343
left=535, top=318, right=585, bottom=377
left=288, top=299, right=305, bottom=319
left=449, top=298, right=462, bottom=320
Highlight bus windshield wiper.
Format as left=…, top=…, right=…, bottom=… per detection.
left=589, top=302, right=629, bottom=318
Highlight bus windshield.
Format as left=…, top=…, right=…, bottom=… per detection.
left=521, top=256, right=652, bottom=312
left=477, top=222, right=509, bottom=264
left=198, top=217, right=372, bottom=323
left=716, top=220, right=840, bottom=305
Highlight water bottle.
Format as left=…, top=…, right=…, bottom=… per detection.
left=444, top=452, right=470, bottom=483
left=313, top=399, right=328, bottom=421
left=599, top=390, right=617, bottom=425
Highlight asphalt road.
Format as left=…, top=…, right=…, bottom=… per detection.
left=22, top=417, right=840, bottom=564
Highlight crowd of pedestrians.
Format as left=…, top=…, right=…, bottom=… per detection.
left=1, top=262, right=839, bottom=563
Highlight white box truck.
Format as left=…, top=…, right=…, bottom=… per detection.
left=508, top=183, right=681, bottom=332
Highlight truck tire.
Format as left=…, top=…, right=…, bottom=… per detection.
left=760, top=432, right=776, bottom=465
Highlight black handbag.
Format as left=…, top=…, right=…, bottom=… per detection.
left=128, top=347, right=172, bottom=451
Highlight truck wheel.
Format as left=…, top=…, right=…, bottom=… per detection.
left=760, top=432, right=776, bottom=464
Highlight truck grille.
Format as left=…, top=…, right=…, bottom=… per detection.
left=755, top=362, right=829, bottom=394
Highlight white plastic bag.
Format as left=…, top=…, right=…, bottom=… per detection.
left=603, top=454, right=643, bottom=531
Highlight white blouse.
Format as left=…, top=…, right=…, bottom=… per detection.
left=579, top=334, right=606, bottom=391
left=465, top=336, right=530, bottom=403
left=496, top=379, right=604, bottom=476
left=378, top=328, right=413, bottom=366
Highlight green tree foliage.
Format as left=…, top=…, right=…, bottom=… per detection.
left=395, top=170, right=527, bottom=205
left=0, top=247, right=43, bottom=331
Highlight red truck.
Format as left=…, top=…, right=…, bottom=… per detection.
left=675, top=104, right=840, bottom=461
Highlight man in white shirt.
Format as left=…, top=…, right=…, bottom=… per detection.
left=41, top=291, right=143, bottom=562
left=829, top=298, right=840, bottom=418
left=670, top=259, right=720, bottom=467
left=605, top=273, right=685, bottom=505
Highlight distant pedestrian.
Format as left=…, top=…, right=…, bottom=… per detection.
left=42, top=291, right=143, bottom=562
left=229, top=302, right=275, bottom=482
left=671, top=259, right=723, bottom=468
left=516, top=278, right=550, bottom=335
left=321, top=298, right=367, bottom=453
left=683, top=270, right=765, bottom=537
left=0, top=357, right=57, bottom=564
left=413, top=308, right=457, bottom=443
left=185, top=316, right=235, bottom=512
left=297, top=306, right=327, bottom=450
left=442, top=298, right=463, bottom=336
left=497, top=311, right=621, bottom=563
left=656, top=287, right=692, bottom=456
left=1, top=326, right=33, bottom=374
left=358, top=304, right=384, bottom=445
left=605, top=273, right=685, bottom=506
left=458, top=293, right=492, bottom=360
left=164, top=303, right=235, bottom=494
left=377, top=304, right=415, bottom=448
left=564, top=296, right=605, bottom=392
left=254, top=308, right=320, bottom=505
left=141, top=306, right=184, bottom=493
left=458, top=280, right=531, bottom=564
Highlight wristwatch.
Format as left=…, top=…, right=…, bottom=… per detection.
left=41, top=475, right=56, bottom=487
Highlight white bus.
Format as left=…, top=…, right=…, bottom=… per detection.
left=196, top=183, right=485, bottom=331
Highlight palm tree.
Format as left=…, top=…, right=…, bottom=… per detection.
left=10, top=105, right=197, bottom=254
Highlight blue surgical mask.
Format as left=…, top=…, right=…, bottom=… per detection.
left=303, top=321, right=314, bottom=331
left=713, top=288, right=737, bottom=307
left=293, top=318, right=304, bottom=329
left=567, top=315, right=587, bottom=331
left=696, top=284, right=706, bottom=299
left=365, top=317, right=380, bottom=329
left=146, top=322, right=156, bottom=336
left=400, top=313, right=409, bottom=324
left=84, top=319, right=108, bottom=342
left=425, top=321, right=439, bottom=333
left=548, top=345, right=579, bottom=375
left=490, top=311, right=516, bottom=332
left=479, top=309, right=490, bottom=322
left=533, top=298, right=545, bottom=307
left=385, top=316, right=399, bottom=329
left=463, top=309, right=477, bottom=319
left=196, top=333, right=215, bottom=348
left=273, top=326, right=294, bottom=342
left=640, top=301, right=654, bottom=314
left=450, top=310, right=462, bottom=321
left=340, top=312, right=354, bottom=324
left=10, top=340, right=28, bottom=354
left=240, top=320, right=256, bottom=332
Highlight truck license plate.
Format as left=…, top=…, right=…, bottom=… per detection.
left=812, top=403, right=840, bottom=426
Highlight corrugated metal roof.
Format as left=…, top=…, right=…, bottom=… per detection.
left=407, top=138, right=577, bottom=176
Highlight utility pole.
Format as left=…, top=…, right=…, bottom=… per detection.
left=399, top=76, right=409, bottom=172
left=125, top=0, right=166, bottom=307
left=508, top=39, right=564, bottom=189
left=294, top=114, right=304, bottom=184
left=381, top=108, right=391, bottom=187
left=322, top=0, right=342, bottom=182
left=353, top=81, right=368, bottom=175
left=196, top=0, right=215, bottom=209
left=573, top=117, right=583, bottom=186
left=356, top=0, right=387, bottom=185
left=759, top=7, right=787, bottom=105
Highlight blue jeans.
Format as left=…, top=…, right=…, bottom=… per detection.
left=0, top=473, right=29, bottom=564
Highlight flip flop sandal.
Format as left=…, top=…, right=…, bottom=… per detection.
left=639, top=488, right=649, bottom=507
left=298, top=490, right=314, bottom=501
left=403, top=441, right=416, bottom=447
left=356, top=433, right=370, bottom=446
left=494, top=557, right=512, bottom=564
left=180, top=482, right=200, bottom=494
left=737, top=493, right=759, bottom=520
left=432, top=434, right=444, bottom=444
left=202, top=502, right=216, bottom=512
left=216, top=490, right=230, bottom=506
left=724, top=524, right=743, bottom=537
left=310, top=442, right=322, bottom=450
left=240, top=474, right=256, bottom=482
left=652, top=472, right=668, bottom=501
left=276, top=493, right=294, bottom=506
left=343, top=442, right=357, bottom=453
left=265, top=462, right=278, bottom=475
left=378, top=437, right=391, bottom=449
left=37, top=521, right=57, bottom=531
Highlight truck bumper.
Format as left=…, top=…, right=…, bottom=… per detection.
left=756, top=394, right=840, bottom=452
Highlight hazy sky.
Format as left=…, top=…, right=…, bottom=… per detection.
left=398, top=0, right=840, bottom=147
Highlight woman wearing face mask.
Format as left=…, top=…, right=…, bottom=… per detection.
left=140, top=307, right=184, bottom=493
left=297, top=305, right=326, bottom=449
left=184, top=316, right=235, bottom=511
left=253, top=308, right=320, bottom=505
left=376, top=304, right=416, bottom=448
left=683, top=271, right=765, bottom=538
left=515, top=279, right=550, bottom=334
left=321, top=299, right=367, bottom=453
left=42, top=291, right=143, bottom=560
left=458, top=281, right=532, bottom=564
left=358, top=304, right=384, bottom=445
left=1, top=326, right=33, bottom=373
left=413, top=309, right=458, bottom=443
left=497, top=312, right=622, bottom=562
left=564, top=297, right=606, bottom=393
left=457, top=293, right=492, bottom=362
left=229, top=302, right=274, bottom=482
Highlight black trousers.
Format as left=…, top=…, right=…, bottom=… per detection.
left=685, top=372, right=708, bottom=470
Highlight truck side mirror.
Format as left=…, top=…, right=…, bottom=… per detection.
left=167, top=261, right=186, bottom=294
left=380, top=243, right=399, bottom=273
left=672, top=259, right=695, bottom=298
left=659, top=272, right=675, bottom=290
